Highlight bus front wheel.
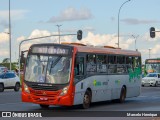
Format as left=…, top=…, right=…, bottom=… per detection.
left=119, top=86, right=126, bottom=103
left=82, top=90, right=92, bottom=109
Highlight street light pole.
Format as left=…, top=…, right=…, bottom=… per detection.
left=9, top=0, right=11, bottom=70
left=118, top=0, right=131, bottom=48
left=148, top=48, right=152, bottom=59
left=56, top=25, right=62, bottom=44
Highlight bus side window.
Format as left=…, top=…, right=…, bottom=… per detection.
left=86, top=54, right=96, bottom=74
left=108, top=55, right=117, bottom=74
left=133, top=57, right=141, bottom=68
left=97, top=55, right=108, bottom=73
left=126, top=56, right=133, bottom=72
left=74, top=57, right=84, bottom=76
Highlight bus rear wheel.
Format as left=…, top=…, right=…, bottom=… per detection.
left=119, top=86, right=126, bottom=103
left=82, top=90, right=91, bottom=109
left=39, top=104, right=49, bottom=109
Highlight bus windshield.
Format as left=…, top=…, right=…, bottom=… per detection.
left=145, top=64, right=160, bottom=73
left=25, top=54, right=71, bottom=84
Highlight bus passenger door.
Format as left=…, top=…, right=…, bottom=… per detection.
left=73, top=55, right=86, bottom=105
left=74, top=56, right=85, bottom=83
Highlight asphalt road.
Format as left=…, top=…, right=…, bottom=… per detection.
left=1, top=87, right=160, bottom=111
left=0, top=87, right=160, bottom=120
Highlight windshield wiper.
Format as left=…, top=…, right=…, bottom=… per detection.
left=49, top=56, right=62, bottom=74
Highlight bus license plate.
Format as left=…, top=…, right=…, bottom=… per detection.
left=40, top=97, right=48, bottom=101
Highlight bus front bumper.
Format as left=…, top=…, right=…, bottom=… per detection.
left=22, top=92, right=73, bottom=106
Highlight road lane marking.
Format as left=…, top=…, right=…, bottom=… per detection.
left=138, top=96, right=147, bottom=97
left=0, top=102, right=24, bottom=105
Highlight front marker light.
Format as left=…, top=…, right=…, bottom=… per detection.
left=60, top=86, right=69, bottom=96
left=24, top=83, right=30, bottom=93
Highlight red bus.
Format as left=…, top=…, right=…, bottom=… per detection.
left=22, top=43, right=141, bottom=109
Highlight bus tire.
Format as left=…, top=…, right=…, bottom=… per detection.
left=14, top=82, right=20, bottom=92
left=0, top=84, right=4, bottom=92
left=119, top=86, right=126, bottom=103
left=82, top=90, right=92, bottom=109
left=39, top=104, right=49, bottom=109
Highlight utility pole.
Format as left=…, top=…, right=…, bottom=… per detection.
left=9, top=0, right=12, bottom=70
left=148, top=48, right=152, bottom=59
left=132, top=35, right=139, bottom=50
left=56, top=25, right=62, bottom=44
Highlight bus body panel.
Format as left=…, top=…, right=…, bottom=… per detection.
left=73, top=74, right=141, bottom=105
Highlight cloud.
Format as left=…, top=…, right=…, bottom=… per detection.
left=121, top=18, right=160, bottom=25
left=81, top=32, right=134, bottom=49
left=16, top=29, right=134, bottom=52
left=17, top=36, right=26, bottom=42
left=62, top=26, right=95, bottom=33
left=13, top=29, right=160, bottom=63
left=0, top=32, right=9, bottom=44
left=48, top=7, right=93, bottom=23
left=151, top=45, right=160, bottom=55
left=16, top=29, right=59, bottom=51
left=139, top=45, right=160, bottom=60
left=0, top=50, right=8, bottom=56
left=0, top=10, right=28, bottom=24
left=28, top=29, right=51, bottom=39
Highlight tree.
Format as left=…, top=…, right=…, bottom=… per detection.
left=2, top=58, right=10, bottom=63
left=1, top=58, right=17, bottom=70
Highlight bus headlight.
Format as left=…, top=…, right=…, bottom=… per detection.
left=24, top=83, right=30, bottom=93
left=60, top=86, right=69, bottom=96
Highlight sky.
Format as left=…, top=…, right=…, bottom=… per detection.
left=0, top=0, right=160, bottom=64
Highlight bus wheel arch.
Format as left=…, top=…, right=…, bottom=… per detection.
left=119, top=85, right=127, bottom=103
left=82, top=88, right=92, bottom=109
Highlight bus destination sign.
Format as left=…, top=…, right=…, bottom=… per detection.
left=147, top=60, right=160, bottom=63
left=32, top=46, right=69, bottom=55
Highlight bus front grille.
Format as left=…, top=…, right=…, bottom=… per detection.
left=30, top=89, right=60, bottom=103
left=30, top=89, right=60, bottom=97
left=30, top=84, right=59, bottom=91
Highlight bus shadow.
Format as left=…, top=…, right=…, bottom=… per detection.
left=32, top=99, right=137, bottom=111
left=89, top=99, right=135, bottom=109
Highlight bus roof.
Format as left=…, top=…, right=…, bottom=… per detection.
left=30, top=43, right=141, bottom=56
left=75, top=45, right=141, bottom=56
